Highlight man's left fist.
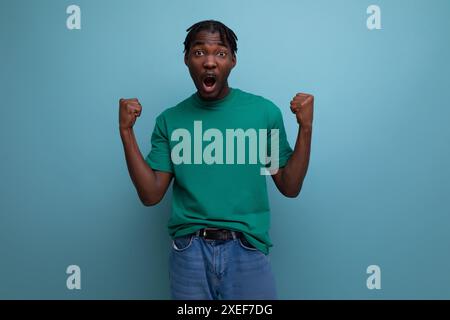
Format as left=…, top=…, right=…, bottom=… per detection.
left=290, top=93, right=314, bottom=128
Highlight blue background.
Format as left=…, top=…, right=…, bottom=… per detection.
left=1, top=0, right=449, bottom=299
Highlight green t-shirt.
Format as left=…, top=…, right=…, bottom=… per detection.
left=145, top=88, right=293, bottom=254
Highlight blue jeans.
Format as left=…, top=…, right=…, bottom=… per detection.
left=169, top=233, right=277, bottom=300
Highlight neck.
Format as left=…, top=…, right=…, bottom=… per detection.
left=197, top=84, right=230, bottom=101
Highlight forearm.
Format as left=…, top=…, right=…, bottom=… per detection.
left=119, top=127, right=162, bottom=205
left=280, top=125, right=312, bottom=197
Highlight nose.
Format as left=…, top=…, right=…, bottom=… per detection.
left=203, top=55, right=217, bottom=69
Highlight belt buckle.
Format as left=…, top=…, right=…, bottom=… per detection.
left=202, top=228, right=222, bottom=240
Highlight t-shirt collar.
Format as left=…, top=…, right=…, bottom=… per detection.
left=192, top=87, right=237, bottom=109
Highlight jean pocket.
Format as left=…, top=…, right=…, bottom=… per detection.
left=238, top=236, right=258, bottom=251
left=172, top=234, right=194, bottom=252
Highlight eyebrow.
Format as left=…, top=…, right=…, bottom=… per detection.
left=191, top=41, right=228, bottom=48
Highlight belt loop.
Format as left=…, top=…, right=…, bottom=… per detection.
left=231, top=231, right=237, bottom=240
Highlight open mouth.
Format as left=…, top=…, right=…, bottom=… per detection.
left=202, top=74, right=217, bottom=93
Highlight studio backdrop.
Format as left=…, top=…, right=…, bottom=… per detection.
left=1, top=0, right=450, bottom=299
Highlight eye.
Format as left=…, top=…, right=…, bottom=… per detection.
left=217, top=51, right=227, bottom=57
left=194, top=50, right=204, bottom=56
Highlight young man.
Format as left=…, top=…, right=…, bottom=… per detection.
left=119, top=20, right=314, bottom=300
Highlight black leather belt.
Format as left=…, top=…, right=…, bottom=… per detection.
left=195, top=228, right=241, bottom=241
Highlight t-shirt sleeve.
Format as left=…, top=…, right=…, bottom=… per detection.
left=145, top=114, right=174, bottom=173
left=267, top=103, right=293, bottom=169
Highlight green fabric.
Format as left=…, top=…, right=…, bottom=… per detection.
left=145, top=88, right=293, bottom=254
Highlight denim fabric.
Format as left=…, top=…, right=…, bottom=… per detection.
left=169, top=234, right=277, bottom=300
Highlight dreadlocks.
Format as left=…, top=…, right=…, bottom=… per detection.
left=183, top=20, right=238, bottom=57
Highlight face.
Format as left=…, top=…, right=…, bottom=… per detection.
left=184, top=30, right=236, bottom=101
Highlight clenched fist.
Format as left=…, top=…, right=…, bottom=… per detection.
left=119, top=98, right=142, bottom=130
left=290, top=93, right=314, bottom=128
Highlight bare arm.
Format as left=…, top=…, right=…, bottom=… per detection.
left=272, top=126, right=312, bottom=197
left=119, top=98, right=173, bottom=206
left=271, top=93, right=314, bottom=197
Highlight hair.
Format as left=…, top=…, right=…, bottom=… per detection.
left=183, top=20, right=238, bottom=57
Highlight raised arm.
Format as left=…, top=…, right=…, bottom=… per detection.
left=271, top=93, right=314, bottom=198
left=119, top=98, right=173, bottom=206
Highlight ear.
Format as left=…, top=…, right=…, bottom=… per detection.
left=231, top=54, right=237, bottom=69
left=184, top=54, right=188, bottom=66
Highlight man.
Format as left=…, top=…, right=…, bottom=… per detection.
left=119, top=20, right=313, bottom=300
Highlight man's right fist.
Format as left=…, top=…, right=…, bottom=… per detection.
left=119, top=98, right=142, bottom=130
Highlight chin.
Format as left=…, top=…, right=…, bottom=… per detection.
left=196, top=83, right=226, bottom=101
